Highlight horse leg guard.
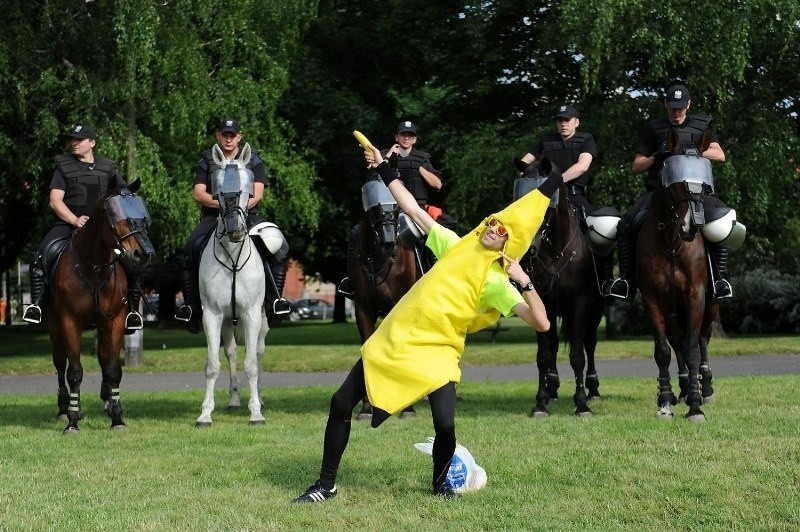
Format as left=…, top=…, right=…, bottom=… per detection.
left=709, top=243, right=732, bottom=300
left=586, top=372, right=601, bottom=400
left=685, top=378, right=705, bottom=421
left=64, top=392, right=82, bottom=434
left=104, top=386, right=126, bottom=430
left=56, top=386, right=70, bottom=421
left=546, top=370, right=560, bottom=400
left=337, top=225, right=359, bottom=299
left=678, top=372, right=689, bottom=403
left=124, top=281, right=144, bottom=334
left=573, top=380, right=592, bottom=416
left=656, top=377, right=676, bottom=418
left=700, top=363, right=715, bottom=403
left=23, top=253, right=45, bottom=324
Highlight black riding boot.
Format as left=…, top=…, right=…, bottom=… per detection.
left=268, top=257, right=291, bottom=315
left=337, top=225, right=359, bottom=300
left=23, top=255, right=45, bottom=324
left=607, top=223, right=634, bottom=301
left=596, top=251, right=615, bottom=297
left=125, top=282, right=144, bottom=334
left=175, top=269, right=202, bottom=333
left=709, top=243, right=732, bottom=300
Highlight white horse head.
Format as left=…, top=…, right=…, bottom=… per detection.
left=211, top=143, right=254, bottom=243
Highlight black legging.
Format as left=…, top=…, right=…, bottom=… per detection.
left=318, top=358, right=458, bottom=491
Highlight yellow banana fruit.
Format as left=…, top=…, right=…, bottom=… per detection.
left=353, top=130, right=374, bottom=151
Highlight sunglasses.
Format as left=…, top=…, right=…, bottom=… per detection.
left=485, top=218, right=508, bottom=236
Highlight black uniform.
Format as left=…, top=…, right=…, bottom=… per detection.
left=528, top=131, right=597, bottom=212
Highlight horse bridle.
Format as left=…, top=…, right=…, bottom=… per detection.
left=525, top=195, right=581, bottom=295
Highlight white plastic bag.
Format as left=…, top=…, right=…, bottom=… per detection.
left=414, top=437, right=488, bottom=492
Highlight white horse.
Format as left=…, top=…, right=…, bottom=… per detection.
left=196, top=143, right=269, bottom=427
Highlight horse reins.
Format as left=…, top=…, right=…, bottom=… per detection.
left=213, top=207, right=253, bottom=325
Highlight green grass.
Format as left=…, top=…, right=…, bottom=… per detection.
left=1, top=377, right=799, bottom=531
left=0, top=319, right=797, bottom=376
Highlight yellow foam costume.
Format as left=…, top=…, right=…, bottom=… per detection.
left=362, top=177, right=556, bottom=415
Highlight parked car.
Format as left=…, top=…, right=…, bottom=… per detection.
left=289, top=298, right=334, bottom=321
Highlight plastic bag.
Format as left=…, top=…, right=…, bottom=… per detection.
left=413, top=437, right=488, bottom=492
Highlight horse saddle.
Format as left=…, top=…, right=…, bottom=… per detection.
left=42, top=237, right=71, bottom=284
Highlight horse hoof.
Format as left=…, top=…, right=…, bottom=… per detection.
left=111, top=424, right=128, bottom=431
left=62, top=426, right=80, bottom=435
left=702, top=393, right=716, bottom=404
left=530, top=409, right=549, bottom=419
left=575, top=410, right=593, bottom=417
left=656, top=409, right=674, bottom=419
left=56, top=414, right=68, bottom=422
left=686, top=413, right=706, bottom=422
left=248, top=419, right=266, bottom=426
left=195, top=421, right=212, bottom=428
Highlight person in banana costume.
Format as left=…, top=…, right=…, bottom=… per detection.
left=293, top=141, right=561, bottom=504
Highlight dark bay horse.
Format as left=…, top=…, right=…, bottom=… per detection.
left=636, top=150, right=719, bottom=421
left=519, top=161, right=605, bottom=417
left=47, top=179, right=154, bottom=433
left=351, top=180, right=420, bottom=419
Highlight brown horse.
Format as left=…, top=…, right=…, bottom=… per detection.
left=47, top=179, right=154, bottom=433
left=519, top=161, right=605, bottom=417
left=351, top=180, right=420, bottom=419
left=636, top=149, right=719, bottom=420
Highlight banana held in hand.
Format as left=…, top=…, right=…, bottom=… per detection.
left=353, top=130, right=374, bottom=151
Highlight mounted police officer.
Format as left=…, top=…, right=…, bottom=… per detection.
left=515, top=105, right=614, bottom=293
left=338, top=121, right=456, bottom=299
left=606, top=84, right=733, bottom=301
left=174, top=119, right=290, bottom=333
left=23, top=124, right=144, bottom=332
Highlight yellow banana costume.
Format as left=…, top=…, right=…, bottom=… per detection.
left=362, top=170, right=559, bottom=415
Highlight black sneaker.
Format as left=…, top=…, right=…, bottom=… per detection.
left=292, top=481, right=337, bottom=503
left=433, top=484, right=460, bottom=500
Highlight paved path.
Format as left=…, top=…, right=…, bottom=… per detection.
left=1, top=354, right=798, bottom=395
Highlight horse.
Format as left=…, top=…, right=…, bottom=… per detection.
left=518, top=161, right=608, bottom=417
left=636, top=145, right=721, bottom=421
left=351, top=180, right=421, bottom=419
left=48, top=179, right=155, bottom=433
left=196, top=143, right=271, bottom=427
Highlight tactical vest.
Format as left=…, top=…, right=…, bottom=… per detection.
left=645, top=115, right=713, bottom=188
left=54, top=154, right=117, bottom=217
left=538, top=132, right=592, bottom=187
left=198, top=147, right=263, bottom=217
left=394, top=149, right=433, bottom=204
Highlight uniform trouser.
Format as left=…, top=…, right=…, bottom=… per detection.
left=318, top=358, right=457, bottom=491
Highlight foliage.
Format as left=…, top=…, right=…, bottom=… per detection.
left=721, top=268, right=800, bottom=333
left=0, top=0, right=322, bottom=280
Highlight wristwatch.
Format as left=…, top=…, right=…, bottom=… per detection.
left=521, top=281, right=535, bottom=292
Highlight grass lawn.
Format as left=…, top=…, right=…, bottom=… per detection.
left=1, top=377, right=798, bottom=531
left=0, top=319, right=798, bottom=376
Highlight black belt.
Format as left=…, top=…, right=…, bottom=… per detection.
left=568, top=185, right=588, bottom=196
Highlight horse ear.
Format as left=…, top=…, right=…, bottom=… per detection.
left=239, top=143, right=252, bottom=165
left=127, top=178, right=141, bottom=194
left=667, top=127, right=680, bottom=154
left=212, top=144, right=225, bottom=167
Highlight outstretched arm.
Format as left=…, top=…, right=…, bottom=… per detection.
left=367, top=145, right=436, bottom=235
left=500, top=251, right=550, bottom=332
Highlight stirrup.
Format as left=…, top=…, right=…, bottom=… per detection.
left=272, top=298, right=292, bottom=316
left=607, top=279, right=630, bottom=300
left=174, top=305, right=193, bottom=322
left=712, top=279, right=733, bottom=300
left=125, top=311, right=144, bottom=331
left=23, top=304, right=42, bottom=324
left=337, top=277, right=354, bottom=299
